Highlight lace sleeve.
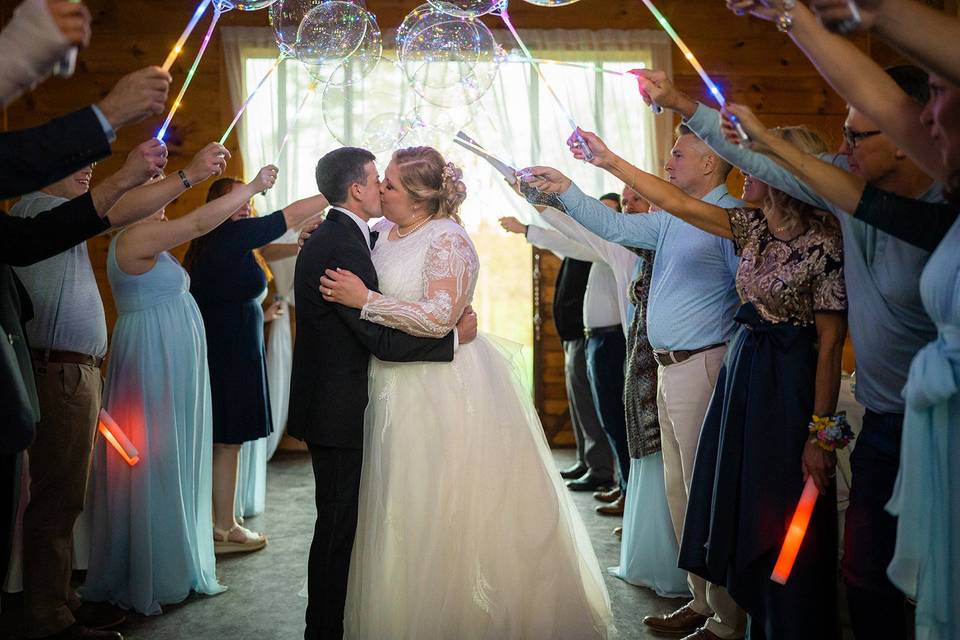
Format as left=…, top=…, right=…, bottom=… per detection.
left=360, top=228, right=479, bottom=337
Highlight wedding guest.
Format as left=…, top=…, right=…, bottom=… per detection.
left=520, top=126, right=747, bottom=639
left=183, top=178, right=327, bottom=552
left=636, top=58, right=943, bottom=639
left=81, top=160, right=280, bottom=614
left=722, top=82, right=959, bottom=639
left=523, top=121, right=848, bottom=638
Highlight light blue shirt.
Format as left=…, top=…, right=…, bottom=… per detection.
left=558, top=182, right=743, bottom=351
left=685, top=102, right=941, bottom=414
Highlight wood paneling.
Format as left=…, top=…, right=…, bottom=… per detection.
left=1, top=0, right=929, bottom=444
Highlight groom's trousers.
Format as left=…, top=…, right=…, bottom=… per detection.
left=306, top=444, right=363, bottom=640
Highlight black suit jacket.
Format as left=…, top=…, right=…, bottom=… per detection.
left=0, top=107, right=112, bottom=453
left=287, top=210, right=455, bottom=449
left=0, top=107, right=111, bottom=200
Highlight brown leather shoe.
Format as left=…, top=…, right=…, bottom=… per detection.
left=595, top=494, right=625, bottom=516
left=613, top=526, right=623, bottom=539
left=593, top=487, right=621, bottom=503
left=643, top=603, right=709, bottom=636
left=680, top=627, right=723, bottom=640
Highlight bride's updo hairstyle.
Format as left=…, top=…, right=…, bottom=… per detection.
left=392, top=146, right=467, bottom=224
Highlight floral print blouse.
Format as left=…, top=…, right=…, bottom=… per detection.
left=727, top=207, right=847, bottom=325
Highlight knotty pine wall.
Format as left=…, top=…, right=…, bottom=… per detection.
left=2, top=0, right=944, bottom=444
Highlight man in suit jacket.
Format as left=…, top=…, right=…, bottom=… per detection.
left=289, top=147, right=477, bottom=640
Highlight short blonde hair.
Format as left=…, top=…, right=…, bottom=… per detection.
left=392, top=146, right=466, bottom=224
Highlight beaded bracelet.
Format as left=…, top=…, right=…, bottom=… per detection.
left=808, top=412, right=855, bottom=452
left=776, top=0, right=796, bottom=32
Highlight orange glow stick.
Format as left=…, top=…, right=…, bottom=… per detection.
left=771, top=475, right=819, bottom=584
left=97, top=408, right=140, bottom=466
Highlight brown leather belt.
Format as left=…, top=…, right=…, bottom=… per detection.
left=653, top=343, right=725, bottom=367
left=32, top=348, right=104, bottom=368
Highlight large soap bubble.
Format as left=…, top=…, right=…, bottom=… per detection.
left=396, top=2, right=436, bottom=52
left=296, top=1, right=382, bottom=87
left=322, top=59, right=415, bottom=153
left=427, top=0, right=503, bottom=18
left=399, top=7, right=501, bottom=108
left=215, top=0, right=280, bottom=10
left=270, top=0, right=367, bottom=55
left=520, top=0, right=583, bottom=5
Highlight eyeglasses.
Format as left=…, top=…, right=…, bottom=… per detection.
left=842, top=127, right=882, bottom=149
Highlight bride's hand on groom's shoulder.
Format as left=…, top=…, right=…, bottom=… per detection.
left=320, top=268, right=369, bottom=308
left=456, top=306, right=478, bottom=345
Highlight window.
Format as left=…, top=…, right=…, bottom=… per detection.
left=225, top=27, right=670, bottom=393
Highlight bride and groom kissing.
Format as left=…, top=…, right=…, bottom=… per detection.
left=289, top=145, right=611, bottom=640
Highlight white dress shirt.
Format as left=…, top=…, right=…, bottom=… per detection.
left=332, top=206, right=373, bottom=249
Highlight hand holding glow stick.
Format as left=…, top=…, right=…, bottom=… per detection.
left=771, top=476, right=819, bottom=584
left=98, top=408, right=140, bottom=466
left=639, top=0, right=749, bottom=142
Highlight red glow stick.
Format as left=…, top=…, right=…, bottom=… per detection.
left=771, top=475, right=819, bottom=584
left=97, top=408, right=140, bottom=466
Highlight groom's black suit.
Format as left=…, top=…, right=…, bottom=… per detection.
left=289, top=208, right=455, bottom=640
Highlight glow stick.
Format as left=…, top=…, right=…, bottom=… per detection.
left=220, top=54, right=285, bottom=145
left=157, top=7, right=222, bottom=141
left=97, top=408, right=140, bottom=466
left=498, top=9, right=595, bottom=161
left=452, top=131, right=517, bottom=184
left=162, top=0, right=213, bottom=72
left=274, top=81, right=318, bottom=166
left=638, top=0, right=748, bottom=139
left=771, top=475, right=819, bottom=584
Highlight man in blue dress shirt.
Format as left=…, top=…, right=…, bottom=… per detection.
left=523, top=126, right=747, bottom=640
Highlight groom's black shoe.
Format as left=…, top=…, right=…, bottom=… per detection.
left=559, top=463, right=588, bottom=480
left=565, top=473, right=614, bottom=492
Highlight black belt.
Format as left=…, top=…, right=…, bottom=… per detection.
left=584, top=325, right=621, bottom=339
left=32, top=348, right=104, bottom=369
left=653, top=343, right=725, bottom=367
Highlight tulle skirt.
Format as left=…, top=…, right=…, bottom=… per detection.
left=608, top=454, right=689, bottom=598
left=343, top=334, right=611, bottom=639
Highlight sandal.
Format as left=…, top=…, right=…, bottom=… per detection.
left=213, top=524, right=267, bottom=554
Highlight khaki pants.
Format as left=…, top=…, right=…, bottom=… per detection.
left=657, top=347, right=746, bottom=639
left=23, top=361, right=101, bottom=638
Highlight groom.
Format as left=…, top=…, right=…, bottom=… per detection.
left=288, top=147, right=477, bottom=640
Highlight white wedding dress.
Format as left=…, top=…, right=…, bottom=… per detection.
left=341, top=217, right=611, bottom=639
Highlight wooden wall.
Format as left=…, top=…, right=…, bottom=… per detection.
left=1, top=0, right=939, bottom=443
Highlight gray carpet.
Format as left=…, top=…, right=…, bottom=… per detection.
left=4, top=449, right=683, bottom=639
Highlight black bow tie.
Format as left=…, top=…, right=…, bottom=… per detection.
left=369, top=230, right=379, bottom=250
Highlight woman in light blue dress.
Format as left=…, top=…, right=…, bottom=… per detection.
left=81, top=159, right=278, bottom=615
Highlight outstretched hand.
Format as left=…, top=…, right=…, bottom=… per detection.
left=516, top=166, right=572, bottom=194
left=184, top=142, right=230, bottom=186
left=320, top=268, right=369, bottom=309
left=809, top=0, right=877, bottom=33
left=250, top=165, right=279, bottom=194
left=498, top=216, right=528, bottom=235
left=725, top=0, right=782, bottom=22
left=721, top=103, right=768, bottom=148
left=567, top=128, right=614, bottom=167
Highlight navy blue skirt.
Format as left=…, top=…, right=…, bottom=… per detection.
left=678, top=304, right=838, bottom=639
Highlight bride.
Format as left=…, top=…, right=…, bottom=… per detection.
left=318, top=146, right=611, bottom=639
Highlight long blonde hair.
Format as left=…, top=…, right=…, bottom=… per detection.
left=763, top=126, right=836, bottom=232
left=392, top=147, right=467, bottom=224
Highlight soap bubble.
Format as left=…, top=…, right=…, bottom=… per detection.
left=399, top=7, right=501, bottom=108
left=270, top=0, right=367, bottom=55
left=215, top=0, right=280, bottom=11
left=521, top=0, right=583, bottom=6
left=322, top=60, right=415, bottom=152
left=427, top=0, right=503, bottom=18
left=295, top=1, right=382, bottom=87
